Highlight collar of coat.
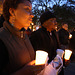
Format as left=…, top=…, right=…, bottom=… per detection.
left=3, top=21, right=27, bottom=39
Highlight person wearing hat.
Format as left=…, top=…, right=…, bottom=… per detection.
left=30, top=11, right=60, bottom=62
left=29, top=11, right=64, bottom=75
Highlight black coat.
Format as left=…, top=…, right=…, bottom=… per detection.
left=69, top=31, right=75, bottom=62
left=0, top=14, right=5, bottom=28
left=58, top=28, right=69, bottom=45
left=0, top=21, right=35, bottom=75
left=69, top=31, right=75, bottom=52
left=30, top=26, right=60, bottom=62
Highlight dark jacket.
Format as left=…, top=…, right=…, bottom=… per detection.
left=0, top=14, right=5, bottom=28
left=69, top=31, right=75, bottom=54
left=58, top=28, right=69, bottom=45
left=69, top=30, right=75, bottom=62
left=29, top=26, right=60, bottom=62
left=0, top=21, right=35, bottom=75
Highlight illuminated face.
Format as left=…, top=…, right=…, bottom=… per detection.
left=43, top=18, right=57, bottom=32
left=62, top=24, right=68, bottom=31
left=9, top=1, right=34, bottom=30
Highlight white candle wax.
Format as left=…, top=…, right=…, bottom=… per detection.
left=35, top=50, right=48, bottom=65
left=64, top=49, right=72, bottom=60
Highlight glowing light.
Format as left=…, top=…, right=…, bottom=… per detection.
left=64, top=49, right=72, bottom=60
left=35, top=50, right=48, bottom=65
left=69, top=34, right=72, bottom=39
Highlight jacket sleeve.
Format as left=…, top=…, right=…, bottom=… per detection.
left=0, top=39, right=9, bottom=74
left=29, top=31, right=40, bottom=51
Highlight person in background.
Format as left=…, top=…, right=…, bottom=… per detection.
left=58, top=22, right=69, bottom=50
left=29, top=11, right=64, bottom=75
left=69, top=27, right=75, bottom=62
left=0, top=0, right=45, bottom=75
left=30, top=11, right=60, bottom=62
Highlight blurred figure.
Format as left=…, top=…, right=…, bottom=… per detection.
left=69, top=28, right=75, bottom=62
left=0, top=0, right=45, bottom=75
left=58, top=22, right=69, bottom=50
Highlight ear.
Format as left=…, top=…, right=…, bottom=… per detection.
left=9, top=8, right=15, bottom=16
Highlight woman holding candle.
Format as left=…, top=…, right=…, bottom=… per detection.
left=29, top=11, right=64, bottom=75
left=0, top=0, right=45, bottom=75
left=30, top=11, right=60, bottom=63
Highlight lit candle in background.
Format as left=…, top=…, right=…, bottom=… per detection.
left=35, top=50, right=48, bottom=65
left=69, top=34, right=72, bottom=39
left=64, top=49, right=72, bottom=60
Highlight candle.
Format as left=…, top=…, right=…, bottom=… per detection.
left=35, top=50, right=48, bottom=65
left=64, top=49, right=72, bottom=60
left=69, top=34, right=72, bottom=39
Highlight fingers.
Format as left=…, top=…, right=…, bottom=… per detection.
left=28, top=60, right=35, bottom=65
left=27, top=60, right=45, bottom=75
left=33, top=64, right=45, bottom=74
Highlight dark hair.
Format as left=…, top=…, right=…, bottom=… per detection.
left=3, top=0, right=31, bottom=21
left=61, top=22, right=68, bottom=26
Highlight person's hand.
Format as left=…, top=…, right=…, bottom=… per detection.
left=27, top=60, right=45, bottom=75
left=11, top=60, right=45, bottom=75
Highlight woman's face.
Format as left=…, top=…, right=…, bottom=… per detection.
left=43, top=18, right=57, bottom=32
left=10, top=0, right=34, bottom=30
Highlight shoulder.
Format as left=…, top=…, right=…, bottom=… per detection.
left=30, top=28, right=42, bottom=37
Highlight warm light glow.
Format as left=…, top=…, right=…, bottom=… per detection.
left=55, top=26, right=57, bottom=29
left=69, top=34, right=72, bottom=39
left=64, top=49, right=72, bottom=60
left=31, top=23, right=34, bottom=25
left=35, top=50, right=48, bottom=65
left=33, top=29, right=35, bottom=31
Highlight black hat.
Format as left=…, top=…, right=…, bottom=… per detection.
left=39, top=11, right=56, bottom=25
